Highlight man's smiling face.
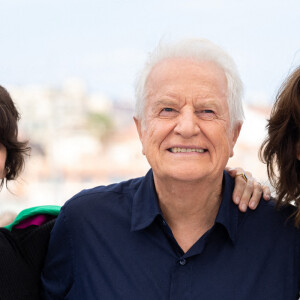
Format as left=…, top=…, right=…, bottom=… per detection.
left=134, top=58, right=241, bottom=183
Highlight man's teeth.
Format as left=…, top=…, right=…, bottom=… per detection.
left=169, top=148, right=205, bottom=153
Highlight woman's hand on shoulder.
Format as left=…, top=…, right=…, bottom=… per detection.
left=226, top=167, right=271, bottom=212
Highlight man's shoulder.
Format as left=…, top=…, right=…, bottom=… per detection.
left=256, top=198, right=296, bottom=220
left=243, top=198, right=299, bottom=233
left=62, top=176, right=145, bottom=213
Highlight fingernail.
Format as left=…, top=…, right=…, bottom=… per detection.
left=234, top=197, right=240, bottom=204
left=241, top=204, right=247, bottom=212
left=249, top=201, right=256, bottom=209
left=265, top=195, right=270, bottom=200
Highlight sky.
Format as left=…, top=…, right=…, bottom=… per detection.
left=1, top=0, right=300, bottom=105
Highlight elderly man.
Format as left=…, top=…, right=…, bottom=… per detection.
left=41, top=39, right=298, bottom=299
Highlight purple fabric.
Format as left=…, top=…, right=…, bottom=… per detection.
left=14, top=214, right=52, bottom=229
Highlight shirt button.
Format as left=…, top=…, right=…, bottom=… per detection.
left=179, top=258, right=187, bottom=266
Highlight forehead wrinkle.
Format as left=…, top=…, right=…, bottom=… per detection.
left=146, top=89, right=182, bottom=109
left=194, top=97, right=221, bottom=106
left=153, top=98, right=178, bottom=107
left=145, top=59, right=228, bottom=115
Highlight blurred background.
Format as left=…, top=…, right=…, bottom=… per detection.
left=0, top=0, right=300, bottom=217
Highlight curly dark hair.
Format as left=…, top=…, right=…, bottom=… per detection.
left=0, top=86, right=30, bottom=189
left=259, top=66, right=300, bottom=227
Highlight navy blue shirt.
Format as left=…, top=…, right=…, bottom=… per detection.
left=41, top=170, right=300, bottom=299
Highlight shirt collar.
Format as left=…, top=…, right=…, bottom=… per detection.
left=131, top=169, right=239, bottom=244
left=131, top=169, right=161, bottom=231
left=215, top=171, right=239, bottom=244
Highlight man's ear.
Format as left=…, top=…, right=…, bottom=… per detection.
left=133, top=117, right=142, bottom=141
left=133, top=117, right=146, bottom=156
left=230, top=122, right=242, bottom=158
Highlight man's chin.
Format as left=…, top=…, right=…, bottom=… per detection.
left=156, top=170, right=212, bottom=183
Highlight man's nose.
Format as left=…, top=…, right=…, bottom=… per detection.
left=174, top=111, right=200, bottom=138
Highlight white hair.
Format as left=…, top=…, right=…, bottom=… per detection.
left=134, top=38, right=244, bottom=129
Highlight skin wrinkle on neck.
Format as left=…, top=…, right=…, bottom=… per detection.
left=154, top=173, right=223, bottom=253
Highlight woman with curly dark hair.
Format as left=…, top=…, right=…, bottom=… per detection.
left=0, top=86, right=60, bottom=299
left=0, top=85, right=30, bottom=188
left=260, top=66, right=300, bottom=227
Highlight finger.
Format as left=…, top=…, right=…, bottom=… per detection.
left=238, top=174, right=254, bottom=212
left=248, top=181, right=263, bottom=210
left=232, top=168, right=250, bottom=206
left=225, top=166, right=237, bottom=176
left=262, top=185, right=271, bottom=201
left=226, top=166, right=241, bottom=178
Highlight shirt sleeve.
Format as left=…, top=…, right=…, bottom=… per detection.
left=41, top=204, right=74, bottom=299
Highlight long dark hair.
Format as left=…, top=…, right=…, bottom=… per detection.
left=260, top=66, right=300, bottom=226
left=0, top=86, right=30, bottom=189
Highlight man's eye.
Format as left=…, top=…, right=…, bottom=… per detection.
left=159, top=107, right=177, bottom=117
left=197, top=110, right=216, bottom=120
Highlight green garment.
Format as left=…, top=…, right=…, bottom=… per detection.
left=4, top=205, right=61, bottom=231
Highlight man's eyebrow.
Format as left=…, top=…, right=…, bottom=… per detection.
left=194, top=98, right=222, bottom=108
left=196, top=101, right=218, bottom=107
left=152, top=98, right=179, bottom=107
